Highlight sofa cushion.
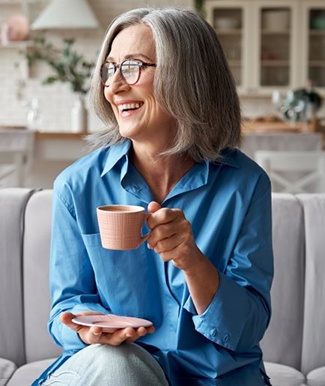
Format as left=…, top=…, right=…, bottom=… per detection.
left=23, top=190, right=62, bottom=363
left=0, top=358, right=16, bottom=386
left=306, top=367, right=325, bottom=386
left=5, top=358, right=55, bottom=386
left=264, top=362, right=306, bottom=386
left=261, top=193, right=305, bottom=370
left=297, top=194, right=325, bottom=375
left=0, top=188, right=34, bottom=366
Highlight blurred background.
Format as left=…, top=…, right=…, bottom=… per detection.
left=1, top=0, right=325, bottom=131
left=1, top=0, right=325, bottom=190
left=0, top=0, right=192, bottom=132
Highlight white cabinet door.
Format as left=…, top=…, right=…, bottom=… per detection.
left=205, top=1, right=250, bottom=94
left=252, top=1, right=299, bottom=93
left=301, top=1, right=325, bottom=92
left=206, top=0, right=304, bottom=95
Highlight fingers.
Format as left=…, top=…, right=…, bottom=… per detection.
left=147, top=208, right=191, bottom=252
left=147, top=207, right=182, bottom=231
left=147, top=201, right=161, bottom=214
left=85, top=326, right=105, bottom=344
left=60, top=312, right=155, bottom=346
left=86, top=326, right=154, bottom=346
left=60, top=311, right=106, bottom=344
left=146, top=206, right=202, bottom=270
left=60, top=310, right=104, bottom=331
left=106, top=326, right=154, bottom=345
left=60, top=312, right=79, bottom=331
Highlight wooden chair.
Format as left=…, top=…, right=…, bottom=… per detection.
left=254, top=150, right=325, bottom=194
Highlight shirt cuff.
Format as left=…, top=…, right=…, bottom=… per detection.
left=185, top=274, right=248, bottom=350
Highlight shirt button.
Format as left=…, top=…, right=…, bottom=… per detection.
left=211, top=328, right=218, bottom=337
left=223, top=333, right=229, bottom=342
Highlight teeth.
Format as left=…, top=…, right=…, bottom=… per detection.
left=119, top=103, right=141, bottom=111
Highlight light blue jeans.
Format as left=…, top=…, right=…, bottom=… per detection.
left=42, top=343, right=169, bottom=386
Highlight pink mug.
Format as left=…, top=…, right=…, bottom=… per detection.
left=97, top=205, right=149, bottom=250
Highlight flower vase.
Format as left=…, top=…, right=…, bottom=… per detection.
left=71, top=95, right=88, bottom=133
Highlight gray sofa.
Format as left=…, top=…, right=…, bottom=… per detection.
left=0, top=188, right=324, bottom=386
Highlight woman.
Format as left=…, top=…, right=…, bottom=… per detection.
left=34, top=7, right=273, bottom=386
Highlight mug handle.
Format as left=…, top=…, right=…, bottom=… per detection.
left=140, top=213, right=151, bottom=245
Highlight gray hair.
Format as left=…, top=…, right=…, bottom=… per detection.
left=89, top=7, right=241, bottom=162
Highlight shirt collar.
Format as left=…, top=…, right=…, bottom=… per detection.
left=216, top=148, right=240, bottom=169
left=101, top=140, right=239, bottom=178
left=101, top=140, right=132, bottom=177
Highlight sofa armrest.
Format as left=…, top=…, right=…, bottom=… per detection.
left=261, top=193, right=305, bottom=370
left=23, top=190, right=62, bottom=363
left=0, top=188, right=35, bottom=366
left=297, top=194, right=325, bottom=375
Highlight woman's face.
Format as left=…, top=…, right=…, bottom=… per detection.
left=104, top=24, right=176, bottom=149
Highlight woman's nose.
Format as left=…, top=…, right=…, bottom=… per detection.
left=104, top=74, right=129, bottom=102
left=107, top=70, right=129, bottom=93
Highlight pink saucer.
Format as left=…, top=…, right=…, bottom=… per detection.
left=72, top=314, right=153, bottom=333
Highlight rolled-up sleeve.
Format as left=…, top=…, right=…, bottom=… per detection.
left=184, top=178, right=273, bottom=352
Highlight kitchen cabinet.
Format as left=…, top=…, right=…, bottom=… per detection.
left=301, top=1, right=325, bottom=90
left=205, top=0, right=325, bottom=96
left=205, top=1, right=247, bottom=91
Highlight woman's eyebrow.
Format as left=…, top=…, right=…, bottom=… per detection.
left=105, top=53, right=154, bottom=62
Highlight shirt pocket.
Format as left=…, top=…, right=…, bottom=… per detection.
left=81, top=232, right=103, bottom=248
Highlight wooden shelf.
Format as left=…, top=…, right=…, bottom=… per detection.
left=0, top=41, right=33, bottom=48
left=35, top=131, right=87, bottom=140
left=242, top=121, right=314, bottom=133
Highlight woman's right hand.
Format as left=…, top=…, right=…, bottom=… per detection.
left=60, top=311, right=155, bottom=346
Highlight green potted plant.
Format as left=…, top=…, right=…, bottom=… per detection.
left=280, top=84, right=323, bottom=123
left=25, top=36, right=94, bottom=94
left=23, top=37, right=95, bottom=132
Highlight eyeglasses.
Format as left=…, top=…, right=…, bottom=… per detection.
left=100, top=59, right=156, bottom=87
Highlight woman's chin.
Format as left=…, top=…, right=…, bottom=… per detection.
left=118, top=123, right=149, bottom=141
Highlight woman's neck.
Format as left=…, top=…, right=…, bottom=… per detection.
left=130, top=147, right=196, bottom=203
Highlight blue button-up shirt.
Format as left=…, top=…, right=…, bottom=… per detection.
left=34, top=140, right=273, bottom=386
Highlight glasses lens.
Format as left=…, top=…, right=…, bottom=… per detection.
left=121, top=60, right=140, bottom=85
left=101, top=62, right=115, bottom=85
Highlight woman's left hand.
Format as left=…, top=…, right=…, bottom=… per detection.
left=61, top=311, right=154, bottom=346
left=147, top=202, right=220, bottom=314
left=146, top=201, right=204, bottom=272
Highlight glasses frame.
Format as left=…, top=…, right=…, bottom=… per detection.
left=100, top=59, right=156, bottom=87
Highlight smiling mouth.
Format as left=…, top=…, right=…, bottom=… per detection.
left=119, top=102, right=143, bottom=113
